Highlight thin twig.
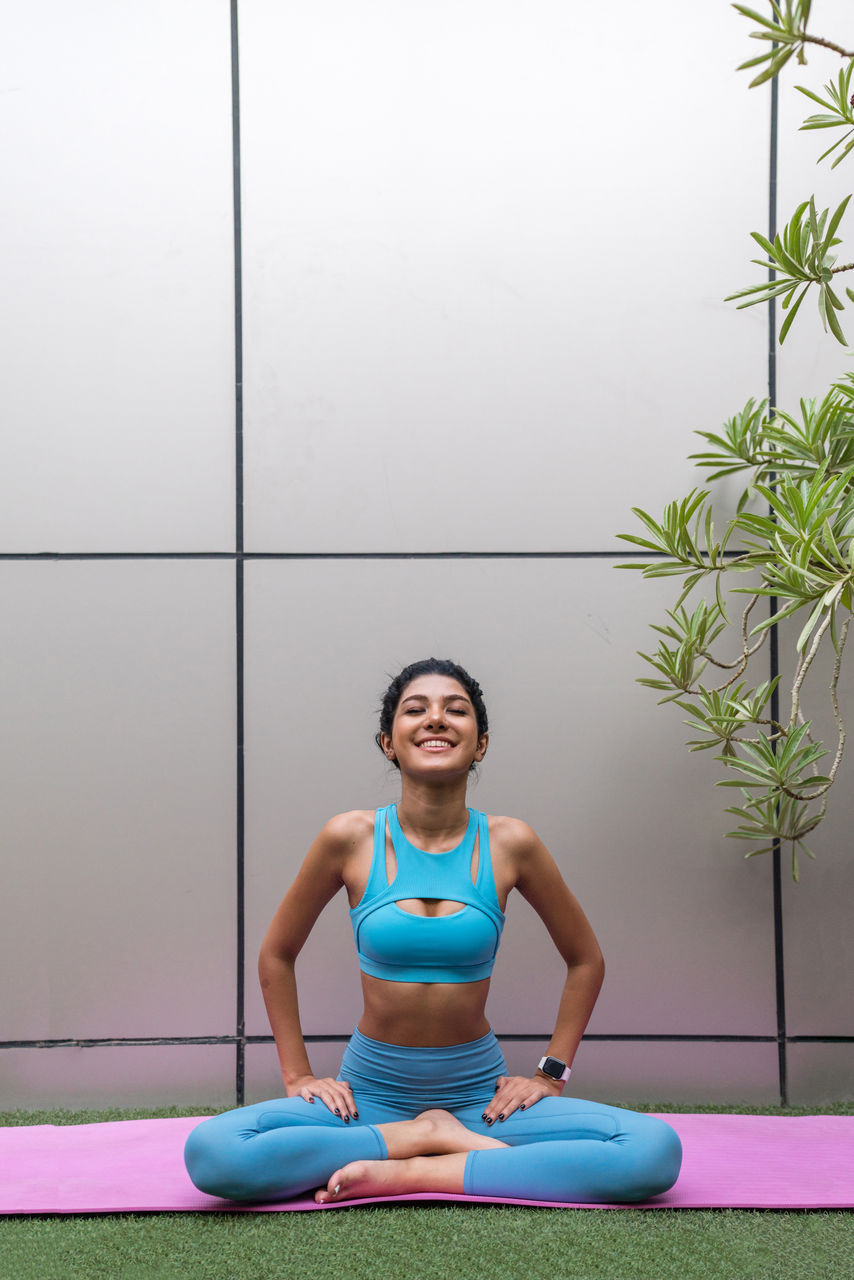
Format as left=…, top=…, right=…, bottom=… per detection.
left=801, top=33, right=854, bottom=59
left=791, top=611, right=834, bottom=726
left=795, top=615, right=851, bottom=802
left=702, top=595, right=768, bottom=690
left=825, top=616, right=850, bottom=783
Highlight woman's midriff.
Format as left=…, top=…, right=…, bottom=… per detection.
left=357, top=973, right=492, bottom=1046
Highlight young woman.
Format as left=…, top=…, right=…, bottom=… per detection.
left=184, top=659, right=682, bottom=1205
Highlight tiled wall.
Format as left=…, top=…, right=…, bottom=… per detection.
left=2, top=0, right=851, bottom=1110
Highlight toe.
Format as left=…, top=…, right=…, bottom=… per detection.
left=314, top=1171, right=345, bottom=1204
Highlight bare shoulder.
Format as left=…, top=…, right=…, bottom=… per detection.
left=315, top=810, right=377, bottom=905
left=486, top=813, right=541, bottom=858
left=484, top=814, right=549, bottom=899
left=318, top=809, right=375, bottom=848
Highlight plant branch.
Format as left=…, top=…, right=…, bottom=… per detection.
left=704, top=596, right=769, bottom=690
left=826, top=617, right=850, bottom=784
left=796, top=615, right=851, bottom=802
left=791, top=610, right=834, bottom=725
left=802, top=34, right=854, bottom=59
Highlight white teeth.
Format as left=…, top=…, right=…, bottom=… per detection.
left=420, top=740, right=452, bottom=748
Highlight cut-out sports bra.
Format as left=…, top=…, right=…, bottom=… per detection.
left=350, top=805, right=506, bottom=983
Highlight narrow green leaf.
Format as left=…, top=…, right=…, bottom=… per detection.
left=825, top=193, right=851, bottom=243
left=732, top=3, right=784, bottom=32
left=817, top=131, right=854, bottom=163
left=831, top=134, right=854, bottom=168
left=795, top=84, right=835, bottom=108
left=779, top=283, right=811, bottom=342
left=748, top=48, right=795, bottom=88
left=825, top=293, right=848, bottom=345
left=796, top=599, right=826, bottom=651
left=749, top=231, right=777, bottom=257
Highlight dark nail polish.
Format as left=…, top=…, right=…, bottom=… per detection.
left=353, top=1111, right=359, bottom=1119
left=344, top=1115, right=350, bottom=1123
left=481, top=1113, right=487, bottom=1121
left=334, top=1108, right=341, bottom=1116
left=486, top=1117, right=493, bottom=1125
left=520, top=1103, right=526, bottom=1110
left=309, top=1097, right=315, bottom=1103
left=498, top=1113, right=505, bottom=1121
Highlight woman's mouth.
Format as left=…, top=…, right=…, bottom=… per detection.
left=418, top=739, right=454, bottom=751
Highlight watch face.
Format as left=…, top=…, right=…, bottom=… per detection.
left=541, top=1056, right=565, bottom=1080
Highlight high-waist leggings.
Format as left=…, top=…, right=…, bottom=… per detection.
left=184, top=1029, right=682, bottom=1204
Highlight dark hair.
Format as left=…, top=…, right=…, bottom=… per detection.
left=376, top=658, right=488, bottom=770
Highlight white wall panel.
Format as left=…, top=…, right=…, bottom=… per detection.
left=0, top=1046, right=235, bottom=1110
left=241, top=0, right=767, bottom=552
left=0, top=561, right=236, bottom=1039
left=243, top=558, right=777, bottom=1041
left=245, top=1041, right=346, bottom=1105
left=778, top=623, right=854, bottom=1037
left=0, top=0, right=234, bottom=552
left=788, top=1043, right=854, bottom=1106
left=501, top=1039, right=780, bottom=1108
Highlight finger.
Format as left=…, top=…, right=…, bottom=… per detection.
left=332, top=1088, right=359, bottom=1120
left=332, top=1079, right=358, bottom=1119
left=485, top=1085, right=534, bottom=1123
left=516, top=1085, right=553, bottom=1112
left=482, top=1090, right=515, bottom=1124
left=325, top=1092, right=351, bottom=1121
left=323, top=1085, right=358, bottom=1122
left=494, top=1096, right=524, bottom=1121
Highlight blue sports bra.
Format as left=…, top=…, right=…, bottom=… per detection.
left=350, top=805, right=505, bottom=983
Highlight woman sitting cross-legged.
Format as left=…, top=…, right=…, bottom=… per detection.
left=184, top=659, right=682, bottom=1205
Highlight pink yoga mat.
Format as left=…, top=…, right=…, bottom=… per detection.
left=1, top=1114, right=852, bottom=1214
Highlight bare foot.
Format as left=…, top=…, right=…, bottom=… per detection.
left=314, top=1115, right=509, bottom=1205
left=410, top=1109, right=507, bottom=1155
left=315, top=1153, right=466, bottom=1204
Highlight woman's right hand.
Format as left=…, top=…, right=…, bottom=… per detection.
left=286, top=1075, right=359, bottom=1121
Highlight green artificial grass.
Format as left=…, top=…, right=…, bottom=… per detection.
left=3, top=1206, right=853, bottom=1280
left=1, top=1105, right=852, bottom=1280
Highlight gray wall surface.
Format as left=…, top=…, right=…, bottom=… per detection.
left=1, top=0, right=851, bottom=1110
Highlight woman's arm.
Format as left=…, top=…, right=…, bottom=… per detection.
left=258, top=812, right=365, bottom=1119
left=483, top=819, right=605, bottom=1125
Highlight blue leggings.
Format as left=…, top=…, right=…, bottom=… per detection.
left=184, top=1029, right=682, bottom=1204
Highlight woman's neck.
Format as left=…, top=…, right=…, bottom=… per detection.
left=395, top=777, right=471, bottom=843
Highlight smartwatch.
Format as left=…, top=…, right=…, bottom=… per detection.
left=537, top=1055, right=571, bottom=1083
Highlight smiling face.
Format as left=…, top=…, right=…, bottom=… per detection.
left=381, top=673, right=489, bottom=776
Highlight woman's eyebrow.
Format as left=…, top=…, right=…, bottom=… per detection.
left=399, top=693, right=471, bottom=705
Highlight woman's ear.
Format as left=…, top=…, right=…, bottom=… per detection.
left=475, top=732, right=489, bottom=762
left=380, top=731, right=395, bottom=761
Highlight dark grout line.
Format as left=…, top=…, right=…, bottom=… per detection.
left=766, top=69, right=787, bottom=1112
left=231, top=0, right=246, bottom=1109
left=0, top=549, right=745, bottom=562
left=0, top=552, right=237, bottom=561
left=4, top=1034, right=850, bottom=1050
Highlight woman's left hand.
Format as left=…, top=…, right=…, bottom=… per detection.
left=481, top=1074, right=564, bottom=1125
